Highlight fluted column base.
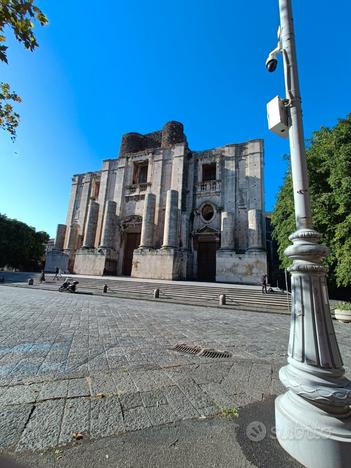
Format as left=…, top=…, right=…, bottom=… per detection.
left=275, top=391, right=351, bottom=468
left=276, top=227, right=351, bottom=467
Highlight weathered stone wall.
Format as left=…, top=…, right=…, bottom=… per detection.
left=161, top=121, right=185, bottom=148
left=74, top=249, right=118, bottom=276
left=216, top=250, right=267, bottom=284
left=131, top=248, right=188, bottom=280
left=45, top=250, right=69, bottom=273
left=120, top=133, right=145, bottom=156
left=119, top=121, right=186, bottom=157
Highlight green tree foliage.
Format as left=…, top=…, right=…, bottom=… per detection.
left=0, top=0, right=48, bottom=139
left=272, top=115, right=351, bottom=289
left=0, top=213, right=49, bottom=270
left=0, top=82, right=21, bottom=139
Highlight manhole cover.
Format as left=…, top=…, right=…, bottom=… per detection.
left=172, top=343, right=232, bottom=359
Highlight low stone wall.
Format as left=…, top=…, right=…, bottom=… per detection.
left=131, top=248, right=188, bottom=280
left=45, top=250, right=69, bottom=273
left=74, top=248, right=117, bottom=276
left=216, top=250, right=267, bottom=284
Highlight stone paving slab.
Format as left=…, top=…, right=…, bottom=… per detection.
left=0, top=404, right=34, bottom=449
left=67, top=378, right=90, bottom=398
left=59, top=397, right=90, bottom=446
left=16, top=399, right=66, bottom=451
left=0, top=285, right=349, bottom=462
left=0, top=385, right=40, bottom=406
left=38, top=380, right=69, bottom=400
left=123, top=406, right=152, bottom=432
left=90, top=396, right=124, bottom=439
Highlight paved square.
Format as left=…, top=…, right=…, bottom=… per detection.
left=0, top=285, right=350, bottom=458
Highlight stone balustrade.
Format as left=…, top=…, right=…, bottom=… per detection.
left=126, top=182, right=151, bottom=194
left=196, top=180, right=221, bottom=194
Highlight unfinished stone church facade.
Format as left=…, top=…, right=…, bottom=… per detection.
left=46, top=121, right=267, bottom=283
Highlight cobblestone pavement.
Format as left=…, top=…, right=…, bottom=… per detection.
left=0, top=285, right=350, bottom=460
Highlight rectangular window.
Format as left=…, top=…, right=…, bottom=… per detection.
left=139, top=164, right=148, bottom=184
left=133, top=161, right=149, bottom=185
left=91, top=179, right=100, bottom=200
left=202, top=163, right=216, bottom=182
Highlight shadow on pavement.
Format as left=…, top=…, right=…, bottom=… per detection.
left=5, top=403, right=302, bottom=468
left=236, top=397, right=302, bottom=467
left=0, top=456, right=28, bottom=468
left=0, top=272, right=37, bottom=284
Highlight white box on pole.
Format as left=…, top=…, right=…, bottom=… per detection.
left=267, top=96, right=289, bottom=138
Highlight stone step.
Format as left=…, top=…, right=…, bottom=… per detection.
left=85, top=289, right=289, bottom=307
left=7, top=274, right=292, bottom=315
left=60, top=285, right=290, bottom=314
left=106, top=288, right=288, bottom=306
left=78, top=278, right=286, bottom=294
left=81, top=281, right=290, bottom=304
left=65, top=278, right=291, bottom=314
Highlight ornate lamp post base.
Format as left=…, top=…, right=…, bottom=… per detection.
left=276, top=391, right=351, bottom=468
left=274, top=228, right=351, bottom=467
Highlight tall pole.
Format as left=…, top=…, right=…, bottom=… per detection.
left=274, top=1, right=351, bottom=466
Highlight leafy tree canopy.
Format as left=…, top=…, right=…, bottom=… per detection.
left=0, top=0, right=48, bottom=139
left=0, top=213, right=49, bottom=270
left=272, top=114, right=351, bottom=289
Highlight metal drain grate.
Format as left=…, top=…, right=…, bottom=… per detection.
left=172, top=343, right=232, bottom=359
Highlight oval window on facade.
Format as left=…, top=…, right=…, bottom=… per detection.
left=201, top=203, right=215, bottom=222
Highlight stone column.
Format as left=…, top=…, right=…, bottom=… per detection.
left=180, top=212, right=189, bottom=249
left=67, top=223, right=80, bottom=251
left=220, top=212, right=235, bottom=249
left=247, top=209, right=264, bottom=251
left=82, top=201, right=99, bottom=248
left=162, top=190, right=179, bottom=248
left=100, top=200, right=117, bottom=248
left=54, top=224, right=67, bottom=251
left=140, top=193, right=156, bottom=248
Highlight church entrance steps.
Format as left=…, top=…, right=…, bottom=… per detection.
left=3, top=272, right=291, bottom=315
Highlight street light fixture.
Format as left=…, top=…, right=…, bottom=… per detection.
left=266, top=1, right=351, bottom=466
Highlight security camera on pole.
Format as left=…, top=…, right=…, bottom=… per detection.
left=266, top=1, right=351, bottom=467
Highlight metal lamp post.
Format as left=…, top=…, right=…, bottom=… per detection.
left=266, top=1, right=351, bottom=466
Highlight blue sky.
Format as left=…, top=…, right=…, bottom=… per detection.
left=0, top=0, right=350, bottom=237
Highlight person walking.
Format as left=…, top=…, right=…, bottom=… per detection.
left=261, top=274, right=268, bottom=294
left=39, top=270, right=46, bottom=283
left=53, top=267, right=59, bottom=280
